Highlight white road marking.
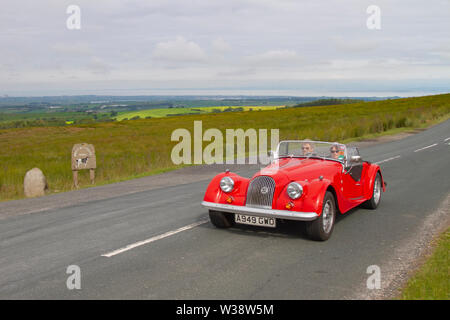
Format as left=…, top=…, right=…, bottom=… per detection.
left=374, top=155, right=401, bottom=165
left=102, top=219, right=209, bottom=257
left=413, top=143, right=438, bottom=152
left=444, top=137, right=450, bottom=142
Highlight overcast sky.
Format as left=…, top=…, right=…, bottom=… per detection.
left=1, top=0, right=449, bottom=96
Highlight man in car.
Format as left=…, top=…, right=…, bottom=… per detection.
left=302, top=141, right=315, bottom=155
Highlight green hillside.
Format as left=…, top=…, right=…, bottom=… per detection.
left=1, top=94, right=449, bottom=201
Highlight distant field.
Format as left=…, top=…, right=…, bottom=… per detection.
left=115, top=106, right=283, bottom=120
left=0, top=111, right=95, bottom=122
left=0, top=110, right=110, bottom=129
left=1, top=94, right=449, bottom=201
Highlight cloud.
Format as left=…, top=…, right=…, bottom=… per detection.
left=51, top=43, right=93, bottom=56
left=1, top=0, right=449, bottom=95
left=212, top=37, right=231, bottom=54
left=152, top=37, right=207, bottom=63
left=429, top=44, right=450, bottom=62
left=331, top=36, right=380, bottom=53
left=87, top=57, right=112, bottom=75
left=245, top=50, right=302, bottom=66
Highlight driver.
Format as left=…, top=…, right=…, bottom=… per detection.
left=302, top=141, right=315, bottom=155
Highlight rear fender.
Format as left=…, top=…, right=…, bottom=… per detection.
left=363, top=163, right=386, bottom=199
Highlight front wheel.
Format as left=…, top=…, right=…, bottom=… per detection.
left=305, top=191, right=336, bottom=241
left=362, top=172, right=382, bottom=209
left=209, top=210, right=235, bottom=228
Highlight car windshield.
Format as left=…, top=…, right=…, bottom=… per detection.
left=276, top=140, right=347, bottom=162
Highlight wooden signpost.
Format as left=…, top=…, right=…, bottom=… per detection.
left=71, top=143, right=96, bottom=188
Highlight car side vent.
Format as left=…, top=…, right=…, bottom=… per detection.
left=246, top=176, right=275, bottom=209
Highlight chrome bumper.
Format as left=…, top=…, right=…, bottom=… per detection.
left=201, top=201, right=319, bottom=221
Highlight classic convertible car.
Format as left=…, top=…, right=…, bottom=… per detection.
left=202, top=140, right=386, bottom=241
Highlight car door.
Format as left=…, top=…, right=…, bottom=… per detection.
left=342, top=147, right=364, bottom=201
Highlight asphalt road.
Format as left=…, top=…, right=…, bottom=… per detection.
left=1, top=120, right=449, bottom=299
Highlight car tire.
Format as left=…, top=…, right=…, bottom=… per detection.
left=305, top=191, right=336, bottom=241
left=209, top=210, right=235, bottom=228
left=362, top=172, right=382, bottom=209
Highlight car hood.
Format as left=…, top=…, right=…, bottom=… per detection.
left=252, top=157, right=341, bottom=182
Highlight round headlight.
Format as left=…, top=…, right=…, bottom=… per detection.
left=287, top=182, right=303, bottom=199
left=220, top=176, right=234, bottom=193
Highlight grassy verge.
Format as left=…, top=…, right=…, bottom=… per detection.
left=398, top=227, right=449, bottom=300
left=341, top=112, right=450, bottom=144
left=1, top=93, right=449, bottom=201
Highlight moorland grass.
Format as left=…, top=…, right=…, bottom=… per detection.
left=399, top=227, right=449, bottom=300
left=1, top=93, right=449, bottom=201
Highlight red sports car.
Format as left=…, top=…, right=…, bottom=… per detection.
left=202, top=140, right=386, bottom=241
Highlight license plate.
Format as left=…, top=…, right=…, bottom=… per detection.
left=235, top=214, right=276, bottom=228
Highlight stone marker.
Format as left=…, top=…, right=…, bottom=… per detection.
left=71, top=143, right=96, bottom=188
left=24, top=168, right=48, bottom=198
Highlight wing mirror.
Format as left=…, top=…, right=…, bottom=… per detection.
left=350, top=155, right=361, bottom=163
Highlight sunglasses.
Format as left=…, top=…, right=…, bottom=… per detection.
left=331, top=150, right=338, bottom=153
left=302, top=147, right=310, bottom=150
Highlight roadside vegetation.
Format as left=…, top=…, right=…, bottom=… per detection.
left=0, top=93, right=449, bottom=201
left=399, top=227, right=449, bottom=300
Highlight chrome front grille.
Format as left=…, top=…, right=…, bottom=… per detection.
left=245, top=176, right=275, bottom=208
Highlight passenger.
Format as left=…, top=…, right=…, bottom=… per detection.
left=330, top=143, right=346, bottom=161
left=330, top=144, right=340, bottom=159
